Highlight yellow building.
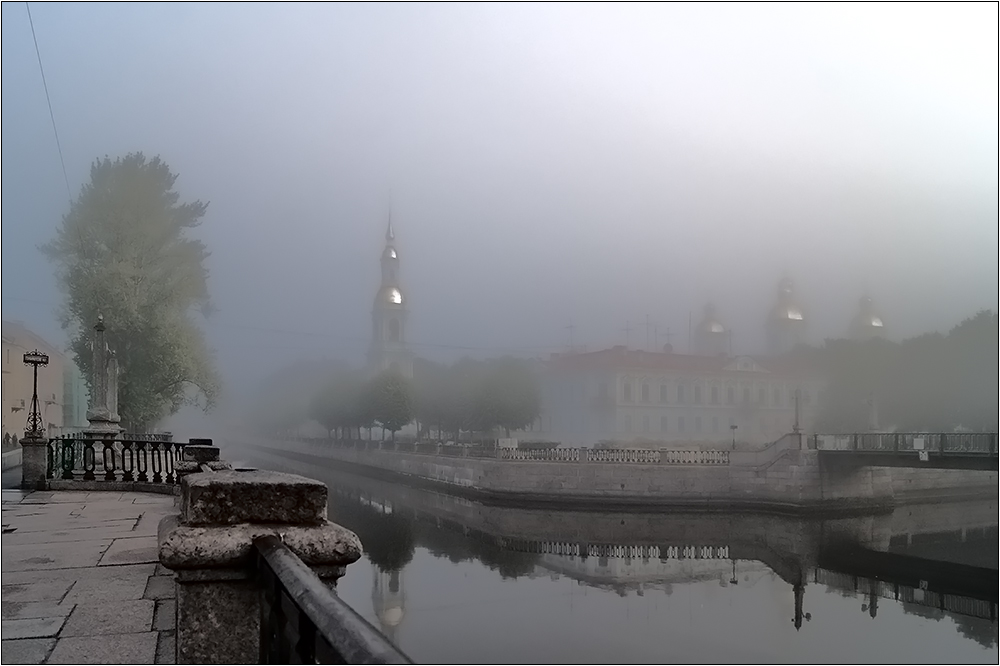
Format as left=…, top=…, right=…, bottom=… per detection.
left=2, top=321, right=66, bottom=438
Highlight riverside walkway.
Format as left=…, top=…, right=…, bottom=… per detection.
left=1, top=488, right=177, bottom=664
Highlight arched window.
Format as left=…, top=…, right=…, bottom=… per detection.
left=727, top=386, right=735, bottom=405
left=641, top=383, right=649, bottom=402
left=623, top=381, right=633, bottom=402
left=660, top=384, right=668, bottom=403
left=694, top=385, right=702, bottom=404
left=677, top=385, right=684, bottom=403
left=711, top=386, right=719, bottom=404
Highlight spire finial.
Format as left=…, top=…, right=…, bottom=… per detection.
left=386, top=211, right=394, bottom=242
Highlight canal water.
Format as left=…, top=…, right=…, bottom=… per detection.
left=249, top=455, right=998, bottom=664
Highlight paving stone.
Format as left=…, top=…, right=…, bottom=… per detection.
left=0, top=637, right=56, bottom=664
left=153, top=564, right=173, bottom=577
left=0, top=616, right=67, bottom=639
left=47, top=632, right=159, bottom=664
left=63, top=576, right=151, bottom=603
left=152, top=599, right=176, bottom=631
left=1, top=600, right=74, bottom=620
left=60, top=599, right=155, bottom=637
left=1, top=522, right=142, bottom=545
left=1, top=539, right=112, bottom=571
left=99, top=536, right=160, bottom=566
left=143, top=576, right=175, bottom=600
left=155, top=630, right=176, bottom=665
left=1, top=581, right=73, bottom=603
left=2, top=563, right=156, bottom=585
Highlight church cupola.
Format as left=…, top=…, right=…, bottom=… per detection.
left=766, top=277, right=807, bottom=355
left=849, top=295, right=885, bottom=340
left=694, top=303, right=730, bottom=356
left=368, top=215, right=413, bottom=378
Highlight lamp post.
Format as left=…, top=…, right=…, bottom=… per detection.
left=730, top=424, right=737, bottom=450
left=22, top=350, right=50, bottom=437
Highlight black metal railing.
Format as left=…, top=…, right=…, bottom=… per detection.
left=46, top=435, right=186, bottom=484
left=255, top=535, right=412, bottom=664
left=814, top=432, right=998, bottom=456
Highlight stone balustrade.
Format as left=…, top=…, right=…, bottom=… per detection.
left=157, top=463, right=377, bottom=664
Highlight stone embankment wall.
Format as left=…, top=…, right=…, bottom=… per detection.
left=235, top=434, right=995, bottom=511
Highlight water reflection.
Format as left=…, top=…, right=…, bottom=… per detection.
left=248, top=452, right=998, bottom=663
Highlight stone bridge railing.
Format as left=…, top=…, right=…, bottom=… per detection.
left=157, top=449, right=411, bottom=664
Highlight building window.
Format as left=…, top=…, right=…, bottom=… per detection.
left=727, top=386, right=735, bottom=405
left=694, top=385, right=702, bottom=404
left=677, top=385, right=684, bottom=403
left=695, top=416, right=702, bottom=432
left=642, top=415, right=649, bottom=433
left=711, top=416, right=718, bottom=433
left=742, top=387, right=750, bottom=404
left=641, top=383, right=649, bottom=403
left=660, top=384, right=668, bottom=403
left=711, top=386, right=719, bottom=404
left=623, top=415, right=632, bottom=433
left=757, top=387, right=765, bottom=404
left=678, top=416, right=685, bottom=433
left=623, top=382, right=632, bottom=402
left=660, top=415, right=668, bottom=432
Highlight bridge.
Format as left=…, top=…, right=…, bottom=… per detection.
left=814, top=432, right=998, bottom=471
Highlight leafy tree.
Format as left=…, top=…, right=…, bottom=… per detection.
left=473, top=357, right=541, bottom=437
left=42, top=153, right=219, bottom=432
left=366, top=370, right=414, bottom=440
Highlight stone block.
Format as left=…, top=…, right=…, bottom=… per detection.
left=158, top=515, right=361, bottom=570
left=183, top=442, right=217, bottom=463
left=153, top=599, right=176, bottom=631
left=99, top=536, right=161, bottom=566
left=180, top=470, right=327, bottom=526
left=0, top=617, right=67, bottom=639
left=156, top=630, right=176, bottom=665
left=1, top=637, right=56, bottom=664
left=63, top=576, right=150, bottom=603
left=46, top=632, right=159, bottom=665
left=1, top=600, right=74, bottom=620
left=175, top=577, right=258, bottom=664
left=2, top=581, right=74, bottom=603
left=144, top=575, right=176, bottom=600
left=60, top=599, right=155, bottom=637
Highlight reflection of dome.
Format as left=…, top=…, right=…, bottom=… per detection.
left=379, top=605, right=404, bottom=627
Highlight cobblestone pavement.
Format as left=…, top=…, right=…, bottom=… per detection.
left=2, top=489, right=177, bottom=664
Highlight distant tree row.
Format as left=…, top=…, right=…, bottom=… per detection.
left=809, top=310, right=998, bottom=432
left=308, top=357, right=541, bottom=442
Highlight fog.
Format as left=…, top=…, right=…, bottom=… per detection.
left=2, top=3, right=997, bottom=407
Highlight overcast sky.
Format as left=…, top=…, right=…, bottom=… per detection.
left=2, top=3, right=997, bottom=401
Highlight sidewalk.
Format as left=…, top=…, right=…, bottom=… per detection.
left=1, top=489, right=177, bottom=664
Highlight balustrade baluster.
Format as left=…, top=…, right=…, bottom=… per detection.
left=136, top=441, right=149, bottom=482
left=82, top=440, right=96, bottom=481
left=61, top=439, right=75, bottom=480
left=102, top=440, right=117, bottom=481
left=151, top=443, right=163, bottom=483
left=121, top=441, right=135, bottom=482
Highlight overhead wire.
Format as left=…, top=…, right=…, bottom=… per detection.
left=26, top=1, right=73, bottom=205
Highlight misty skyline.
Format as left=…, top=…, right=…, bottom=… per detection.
left=2, top=3, right=997, bottom=401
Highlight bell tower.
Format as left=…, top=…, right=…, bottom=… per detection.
left=368, top=215, right=412, bottom=378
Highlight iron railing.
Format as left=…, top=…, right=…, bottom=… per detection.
left=255, top=535, right=412, bottom=664
left=814, top=432, right=997, bottom=455
left=46, top=435, right=186, bottom=484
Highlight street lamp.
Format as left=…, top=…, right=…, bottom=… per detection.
left=730, top=424, right=737, bottom=450
left=22, top=350, right=50, bottom=437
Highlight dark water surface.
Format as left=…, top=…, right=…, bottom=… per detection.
left=245, top=452, right=998, bottom=664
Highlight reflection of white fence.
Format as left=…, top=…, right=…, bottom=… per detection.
left=814, top=568, right=996, bottom=620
